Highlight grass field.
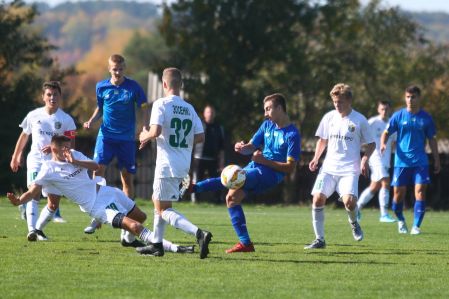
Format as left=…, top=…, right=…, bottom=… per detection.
left=1, top=198, right=449, bottom=299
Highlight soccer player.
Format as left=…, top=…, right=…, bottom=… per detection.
left=7, top=135, right=194, bottom=254
left=188, top=93, right=301, bottom=253
left=380, top=85, right=440, bottom=235
left=305, top=83, right=375, bottom=249
left=10, top=81, right=76, bottom=241
left=357, top=101, right=396, bottom=222
left=83, top=54, right=148, bottom=234
left=138, top=67, right=212, bottom=258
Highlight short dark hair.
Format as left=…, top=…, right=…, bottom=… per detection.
left=51, top=135, right=71, bottom=145
left=42, top=81, right=62, bottom=95
left=378, top=100, right=391, bottom=107
left=264, top=93, right=287, bottom=112
left=405, top=85, right=421, bottom=96
left=109, top=54, right=125, bottom=64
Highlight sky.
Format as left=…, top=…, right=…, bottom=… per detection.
left=22, top=0, right=449, bottom=14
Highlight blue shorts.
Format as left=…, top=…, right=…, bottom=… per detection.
left=93, top=136, right=137, bottom=174
left=391, top=166, right=430, bottom=187
left=242, top=163, right=282, bottom=194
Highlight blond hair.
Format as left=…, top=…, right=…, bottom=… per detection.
left=162, top=67, right=183, bottom=90
left=330, top=83, right=353, bottom=100
left=108, top=54, right=125, bottom=65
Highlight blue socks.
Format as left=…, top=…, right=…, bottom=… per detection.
left=194, top=177, right=224, bottom=193
left=392, top=201, right=405, bottom=221
left=228, top=205, right=251, bottom=245
left=413, top=200, right=426, bottom=228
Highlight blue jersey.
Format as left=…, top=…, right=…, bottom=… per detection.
left=386, top=108, right=436, bottom=167
left=247, top=119, right=301, bottom=183
left=96, top=77, right=147, bottom=141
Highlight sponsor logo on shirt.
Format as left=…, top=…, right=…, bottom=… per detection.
left=54, top=122, right=62, bottom=129
left=348, top=124, right=355, bottom=132
left=329, top=134, right=353, bottom=141
left=63, top=168, right=83, bottom=180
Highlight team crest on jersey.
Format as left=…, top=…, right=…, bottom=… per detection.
left=348, top=123, right=356, bottom=132
left=55, top=122, right=62, bottom=129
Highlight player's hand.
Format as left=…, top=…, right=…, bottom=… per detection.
left=63, top=148, right=74, bottom=163
left=234, top=141, right=245, bottom=152
left=139, top=128, right=150, bottom=150
left=83, top=121, right=91, bottom=129
left=41, top=145, right=51, bottom=155
left=10, top=157, right=21, bottom=172
left=6, top=192, right=20, bottom=206
left=251, top=150, right=266, bottom=164
left=309, top=159, right=319, bottom=172
left=379, top=143, right=386, bottom=155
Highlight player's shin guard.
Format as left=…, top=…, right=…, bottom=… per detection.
left=358, top=188, right=375, bottom=209
left=36, top=206, right=55, bottom=230
left=228, top=205, right=251, bottom=245
left=392, top=201, right=405, bottom=221
left=26, top=199, right=39, bottom=232
left=161, top=208, right=198, bottom=236
left=312, top=206, right=325, bottom=240
left=379, top=188, right=390, bottom=216
left=413, top=200, right=426, bottom=228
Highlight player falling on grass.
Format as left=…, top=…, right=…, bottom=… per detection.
left=138, top=67, right=212, bottom=258
left=185, top=93, right=301, bottom=253
left=7, top=135, right=194, bottom=254
left=380, top=85, right=440, bottom=235
left=357, top=100, right=397, bottom=222
left=10, top=81, right=76, bottom=242
left=305, top=83, right=375, bottom=249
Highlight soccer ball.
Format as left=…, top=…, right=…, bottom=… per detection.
left=220, top=165, right=246, bottom=190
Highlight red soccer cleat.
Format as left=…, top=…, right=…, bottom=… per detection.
left=225, top=242, right=255, bottom=253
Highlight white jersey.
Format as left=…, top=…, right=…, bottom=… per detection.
left=150, top=95, right=203, bottom=178
left=316, top=109, right=375, bottom=175
left=20, top=107, right=76, bottom=169
left=367, top=115, right=396, bottom=168
left=34, top=150, right=97, bottom=213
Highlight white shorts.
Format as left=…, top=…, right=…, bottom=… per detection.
left=311, top=172, right=359, bottom=199
left=369, top=164, right=390, bottom=182
left=152, top=177, right=182, bottom=201
left=90, top=186, right=136, bottom=225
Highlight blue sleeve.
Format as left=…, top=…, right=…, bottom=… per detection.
left=387, top=112, right=398, bottom=135
left=96, top=83, right=103, bottom=108
left=251, top=121, right=266, bottom=148
left=134, top=82, right=147, bottom=107
left=287, top=131, right=301, bottom=161
left=425, top=114, right=436, bottom=139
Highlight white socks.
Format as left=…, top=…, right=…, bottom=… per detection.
left=312, top=206, right=325, bottom=240
left=379, top=188, right=390, bottom=216
left=36, top=206, right=55, bottom=231
left=161, top=208, right=198, bottom=236
left=357, top=188, right=375, bottom=209
left=138, top=227, right=178, bottom=253
left=121, top=229, right=136, bottom=243
left=347, top=206, right=358, bottom=223
left=26, top=199, right=39, bottom=232
left=152, top=210, right=167, bottom=243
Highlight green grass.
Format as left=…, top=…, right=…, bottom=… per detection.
left=1, top=198, right=449, bottom=299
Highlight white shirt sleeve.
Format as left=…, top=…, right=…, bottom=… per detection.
left=150, top=100, right=164, bottom=126
left=315, top=113, right=329, bottom=139
left=360, top=117, right=375, bottom=145
left=19, top=113, right=32, bottom=135
left=192, top=111, right=204, bottom=134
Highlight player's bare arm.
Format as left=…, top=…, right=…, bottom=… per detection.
left=139, top=124, right=161, bottom=149
left=194, top=132, right=205, bottom=144
left=429, top=137, right=441, bottom=174
left=7, top=184, right=42, bottom=206
left=235, top=141, right=256, bottom=155
left=140, top=103, right=149, bottom=131
left=361, top=142, right=376, bottom=177
left=309, top=138, right=328, bottom=172
left=10, top=132, right=30, bottom=172
left=380, top=131, right=389, bottom=154
left=252, top=150, right=296, bottom=174
left=83, top=107, right=103, bottom=129
left=63, top=149, right=99, bottom=172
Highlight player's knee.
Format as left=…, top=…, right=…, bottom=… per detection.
left=47, top=202, right=58, bottom=211
left=112, top=213, right=126, bottom=229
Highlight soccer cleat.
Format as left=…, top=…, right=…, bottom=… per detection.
left=35, top=230, right=48, bottom=241
left=410, top=226, right=421, bottom=235
left=179, top=174, right=194, bottom=198
left=121, top=239, right=146, bottom=248
left=398, top=220, right=408, bottom=234
left=136, top=243, right=164, bottom=256
left=177, top=245, right=195, bottom=254
left=53, top=216, right=67, bottom=223
left=27, top=230, right=38, bottom=242
left=84, top=219, right=101, bottom=234
left=196, top=229, right=212, bottom=259
left=351, top=221, right=364, bottom=241
left=304, top=239, right=326, bottom=249
left=225, top=242, right=255, bottom=253
left=379, top=214, right=397, bottom=223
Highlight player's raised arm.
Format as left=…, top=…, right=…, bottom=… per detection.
left=234, top=141, right=256, bottom=155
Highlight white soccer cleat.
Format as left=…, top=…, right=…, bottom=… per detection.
left=84, top=219, right=101, bottom=234
left=410, top=226, right=421, bottom=235
left=53, top=216, right=67, bottom=223
left=398, top=221, right=408, bottom=234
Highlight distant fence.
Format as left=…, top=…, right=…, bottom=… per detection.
left=76, top=136, right=449, bottom=209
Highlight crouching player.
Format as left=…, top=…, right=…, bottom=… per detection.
left=186, top=94, right=301, bottom=253
left=7, top=135, right=193, bottom=254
